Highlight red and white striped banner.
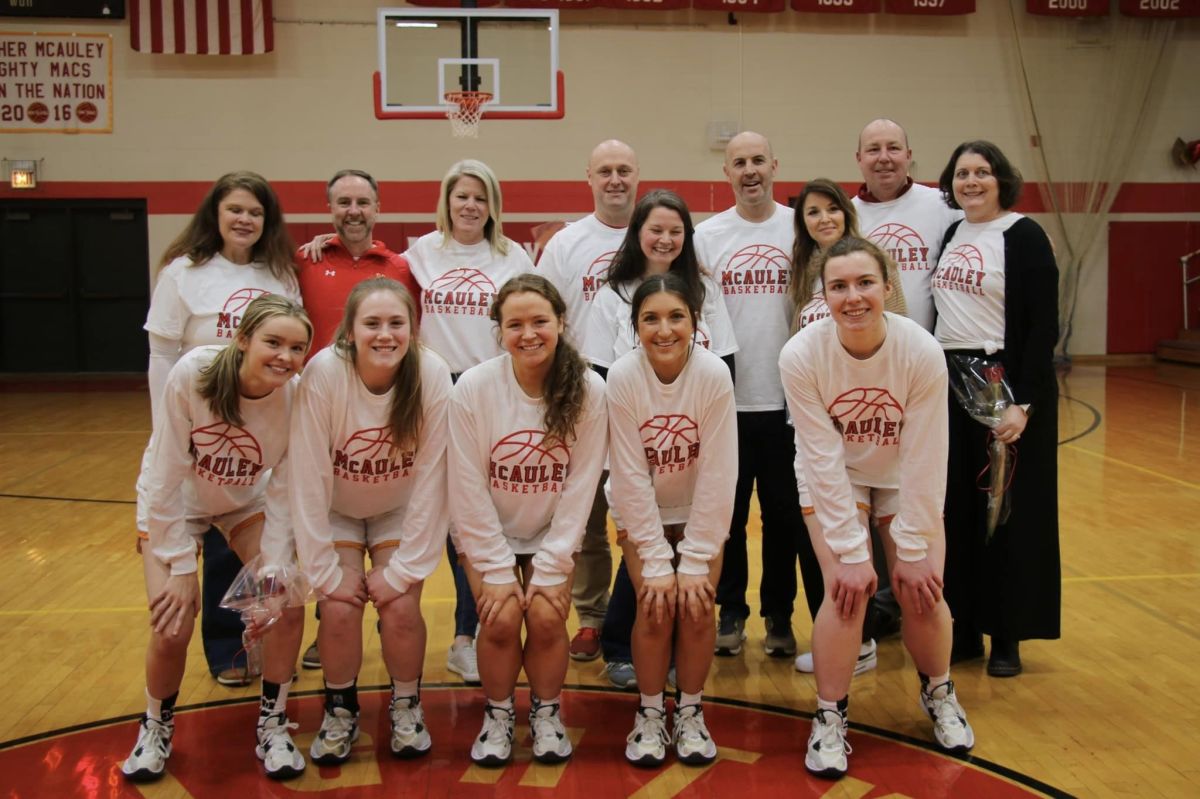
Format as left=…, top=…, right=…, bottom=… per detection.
left=129, top=0, right=274, bottom=55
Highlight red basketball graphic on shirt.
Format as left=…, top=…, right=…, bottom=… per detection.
left=343, top=426, right=395, bottom=460
left=867, top=222, right=926, bottom=251
left=725, top=243, right=791, bottom=273
left=491, top=429, right=570, bottom=466
left=640, top=414, right=699, bottom=450
left=191, top=422, right=263, bottom=461
left=429, top=268, right=496, bottom=293
left=940, top=244, right=984, bottom=275
left=588, top=251, right=617, bottom=279
left=222, top=288, right=269, bottom=315
left=827, top=387, right=904, bottom=425
left=695, top=327, right=712, bottom=349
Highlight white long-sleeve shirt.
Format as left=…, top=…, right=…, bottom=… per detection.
left=138, top=345, right=294, bottom=576
left=606, top=346, right=738, bottom=579
left=288, top=345, right=452, bottom=596
left=404, top=232, right=535, bottom=374
left=694, top=202, right=794, bottom=411
left=448, top=354, right=608, bottom=587
left=779, top=313, right=948, bottom=565
left=584, top=275, right=738, bottom=368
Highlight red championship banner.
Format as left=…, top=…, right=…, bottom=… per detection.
left=885, top=0, right=975, bottom=13
left=1119, top=0, right=1200, bottom=16
left=598, top=0, right=692, bottom=8
left=129, top=0, right=274, bottom=54
left=407, top=0, right=501, bottom=6
left=0, top=32, right=112, bottom=134
left=505, top=0, right=599, bottom=7
left=696, top=0, right=786, bottom=11
left=1027, top=0, right=1109, bottom=15
left=792, top=0, right=881, bottom=11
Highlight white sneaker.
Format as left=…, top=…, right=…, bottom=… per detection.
left=447, top=640, right=481, bottom=683
left=256, top=711, right=305, bottom=779
left=794, top=639, right=878, bottom=675
left=672, top=704, right=717, bottom=766
left=309, top=706, right=360, bottom=765
left=389, top=696, right=432, bottom=759
left=121, top=716, right=174, bottom=782
left=470, top=703, right=515, bottom=767
left=805, top=707, right=850, bottom=779
left=529, top=702, right=573, bottom=764
left=921, top=680, right=975, bottom=753
left=625, top=706, right=670, bottom=767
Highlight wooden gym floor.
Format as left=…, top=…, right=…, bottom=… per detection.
left=0, top=363, right=1196, bottom=798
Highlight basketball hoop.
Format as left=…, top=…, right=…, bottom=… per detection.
left=444, top=91, right=492, bottom=138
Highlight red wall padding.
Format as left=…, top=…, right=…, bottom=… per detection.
left=1107, top=221, right=1200, bottom=353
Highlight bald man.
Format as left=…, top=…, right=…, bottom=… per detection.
left=539, top=140, right=640, bottom=682
left=852, top=119, right=962, bottom=332
left=694, top=132, right=821, bottom=660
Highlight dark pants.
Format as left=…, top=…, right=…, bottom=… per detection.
left=717, top=410, right=822, bottom=622
left=447, top=537, right=479, bottom=637
left=201, top=528, right=248, bottom=674
left=600, top=557, right=636, bottom=663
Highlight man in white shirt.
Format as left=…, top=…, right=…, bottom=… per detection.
left=539, top=140, right=640, bottom=680
left=694, top=132, right=821, bottom=659
left=849, top=119, right=962, bottom=649
left=852, top=119, right=962, bottom=333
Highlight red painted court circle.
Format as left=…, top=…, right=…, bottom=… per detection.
left=0, top=687, right=1066, bottom=798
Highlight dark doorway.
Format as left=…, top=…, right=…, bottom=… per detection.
left=0, top=199, right=149, bottom=372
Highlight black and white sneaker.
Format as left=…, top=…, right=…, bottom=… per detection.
left=256, top=711, right=305, bottom=780
left=389, top=695, right=432, bottom=759
left=121, top=715, right=174, bottom=782
left=529, top=702, right=572, bottom=764
left=470, top=703, right=515, bottom=767
left=625, top=707, right=670, bottom=767
left=805, top=707, right=850, bottom=780
left=920, top=679, right=975, bottom=753
left=672, top=704, right=717, bottom=766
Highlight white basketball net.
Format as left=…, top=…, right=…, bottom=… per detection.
left=445, top=92, right=492, bottom=139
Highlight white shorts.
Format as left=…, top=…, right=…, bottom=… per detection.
left=801, top=485, right=898, bottom=523
left=136, top=496, right=265, bottom=547
left=330, top=507, right=404, bottom=559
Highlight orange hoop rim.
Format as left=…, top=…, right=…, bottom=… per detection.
left=444, top=90, right=494, bottom=110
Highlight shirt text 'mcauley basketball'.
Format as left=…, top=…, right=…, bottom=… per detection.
left=449, top=354, right=608, bottom=587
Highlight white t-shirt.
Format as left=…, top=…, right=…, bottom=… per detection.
left=853, top=183, right=963, bottom=332
left=537, top=214, right=627, bottom=344
left=449, top=354, right=608, bottom=587
left=605, top=346, right=737, bottom=580
left=779, top=313, right=948, bottom=565
left=144, top=254, right=301, bottom=418
left=404, top=231, right=535, bottom=374
left=288, top=345, right=452, bottom=595
left=695, top=202, right=793, bottom=412
left=584, top=275, right=738, bottom=369
left=933, top=212, right=1021, bottom=353
left=138, top=345, right=294, bottom=576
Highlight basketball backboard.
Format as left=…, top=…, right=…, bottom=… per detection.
left=374, top=7, right=563, bottom=121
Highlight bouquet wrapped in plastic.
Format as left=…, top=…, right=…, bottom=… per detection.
left=220, top=555, right=311, bottom=671
left=947, top=354, right=1018, bottom=542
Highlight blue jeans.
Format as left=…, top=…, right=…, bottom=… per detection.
left=447, top=537, right=479, bottom=637
left=201, top=528, right=248, bottom=674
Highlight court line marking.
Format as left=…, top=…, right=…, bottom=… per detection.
left=1063, top=573, right=1200, bottom=584
left=0, top=493, right=136, bottom=505
left=0, top=685, right=1074, bottom=798
left=1063, top=444, right=1200, bottom=490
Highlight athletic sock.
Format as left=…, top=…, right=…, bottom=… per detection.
left=678, top=690, right=702, bottom=709
left=817, top=695, right=849, bottom=716
left=391, top=678, right=420, bottom=701
left=487, top=695, right=514, bottom=712
left=924, top=672, right=951, bottom=693
left=146, top=689, right=178, bottom=724
left=260, top=679, right=291, bottom=717
left=532, top=693, right=560, bottom=710
left=640, top=692, right=665, bottom=712
left=324, top=679, right=359, bottom=714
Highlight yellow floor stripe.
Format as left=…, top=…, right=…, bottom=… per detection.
left=1063, top=573, right=1200, bottom=584
left=1064, top=444, right=1200, bottom=490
